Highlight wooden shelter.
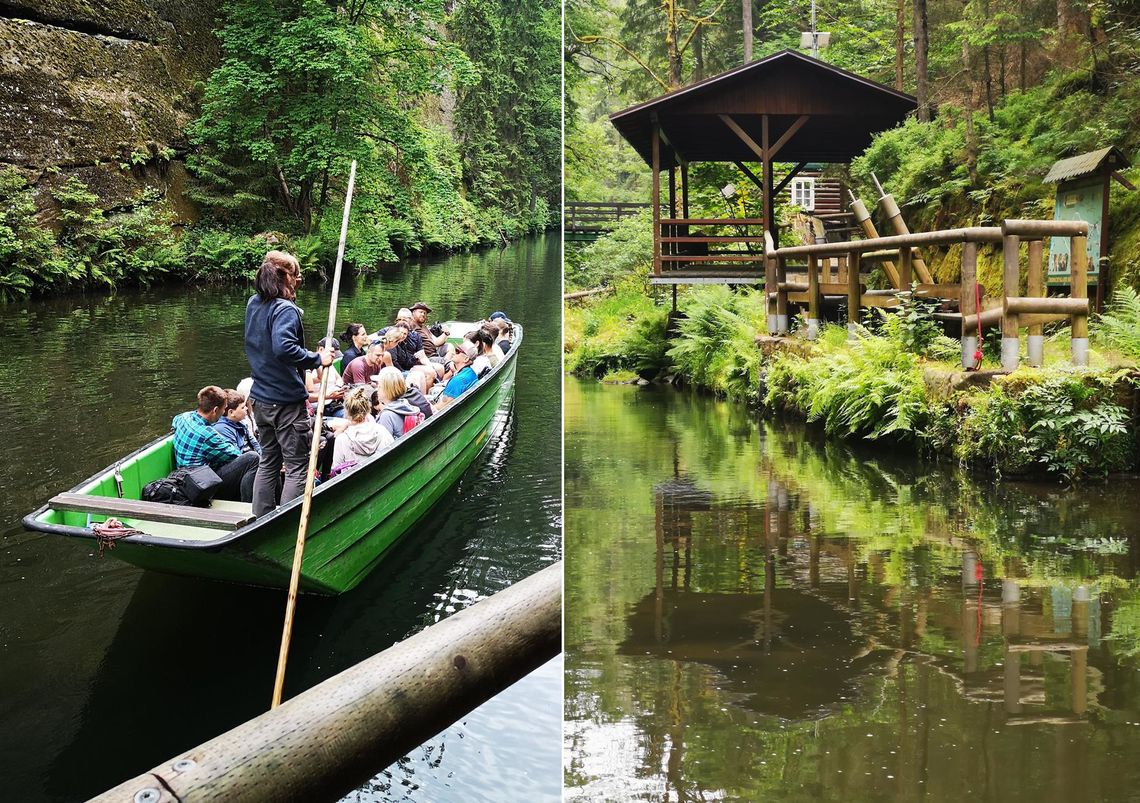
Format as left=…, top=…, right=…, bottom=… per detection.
left=610, top=50, right=916, bottom=284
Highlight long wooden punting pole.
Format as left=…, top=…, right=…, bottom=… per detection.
left=271, top=159, right=358, bottom=710
left=92, top=562, right=562, bottom=802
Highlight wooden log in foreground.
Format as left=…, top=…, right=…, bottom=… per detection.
left=92, top=562, right=562, bottom=803
left=563, top=286, right=612, bottom=301
left=1004, top=296, right=1088, bottom=315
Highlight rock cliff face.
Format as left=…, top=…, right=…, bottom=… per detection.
left=0, top=1, right=219, bottom=218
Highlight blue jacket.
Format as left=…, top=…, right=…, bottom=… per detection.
left=244, top=296, right=321, bottom=405
left=213, top=416, right=261, bottom=454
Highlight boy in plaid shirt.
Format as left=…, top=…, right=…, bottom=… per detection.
left=171, top=386, right=259, bottom=502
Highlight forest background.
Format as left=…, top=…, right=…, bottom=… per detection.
left=0, top=0, right=560, bottom=298
left=565, top=0, right=1140, bottom=292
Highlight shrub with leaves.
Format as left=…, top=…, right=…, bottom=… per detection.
left=1092, top=286, right=1140, bottom=360
left=958, top=372, right=1134, bottom=481
left=668, top=286, right=767, bottom=398
left=764, top=333, right=931, bottom=440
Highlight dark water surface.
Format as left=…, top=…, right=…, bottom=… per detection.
left=565, top=378, right=1140, bottom=803
left=0, top=236, right=562, bottom=801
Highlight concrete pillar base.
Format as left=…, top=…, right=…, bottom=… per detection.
left=1071, top=337, right=1089, bottom=367
left=961, top=336, right=977, bottom=369
left=1001, top=337, right=1020, bottom=372
left=1027, top=334, right=1044, bottom=367
left=806, top=318, right=819, bottom=340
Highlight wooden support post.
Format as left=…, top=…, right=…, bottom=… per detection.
left=847, top=251, right=861, bottom=339
left=960, top=242, right=978, bottom=369
left=761, top=115, right=774, bottom=243
left=1026, top=239, right=1045, bottom=366
left=680, top=163, right=689, bottom=219
left=1001, top=234, right=1021, bottom=371
left=766, top=252, right=778, bottom=335
left=850, top=196, right=901, bottom=288
left=651, top=123, right=661, bottom=277
left=1071, top=234, right=1089, bottom=366
left=877, top=192, right=934, bottom=283
left=837, top=254, right=847, bottom=284
left=775, top=255, right=788, bottom=334
left=667, top=167, right=676, bottom=262
left=899, top=245, right=913, bottom=289
left=806, top=254, right=821, bottom=340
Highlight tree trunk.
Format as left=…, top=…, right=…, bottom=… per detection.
left=913, top=0, right=930, bottom=121
left=693, top=22, right=705, bottom=81
left=895, top=0, right=906, bottom=90
left=743, top=0, right=752, bottom=62
left=666, top=0, right=682, bottom=88
left=962, top=33, right=979, bottom=186
left=1057, top=0, right=1069, bottom=62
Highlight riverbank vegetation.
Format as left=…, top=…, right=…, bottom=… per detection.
left=1, top=0, right=559, bottom=299
left=566, top=273, right=1140, bottom=480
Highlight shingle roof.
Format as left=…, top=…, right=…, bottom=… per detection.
left=1043, top=147, right=1131, bottom=184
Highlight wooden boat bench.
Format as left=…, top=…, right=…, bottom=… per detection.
left=49, top=493, right=255, bottom=531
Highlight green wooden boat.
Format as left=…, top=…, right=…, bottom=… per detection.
left=22, top=323, right=521, bottom=595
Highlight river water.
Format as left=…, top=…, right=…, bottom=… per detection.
left=0, top=236, right=562, bottom=801
left=565, top=378, right=1140, bottom=803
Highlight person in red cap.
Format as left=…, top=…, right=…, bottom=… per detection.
left=410, top=301, right=449, bottom=359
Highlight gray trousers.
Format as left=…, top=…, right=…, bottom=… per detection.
left=251, top=399, right=311, bottom=517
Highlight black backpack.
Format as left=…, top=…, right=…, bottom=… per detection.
left=142, top=465, right=221, bottom=506
left=142, top=470, right=193, bottom=506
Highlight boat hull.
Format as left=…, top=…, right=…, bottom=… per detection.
left=24, top=328, right=520, bottom=595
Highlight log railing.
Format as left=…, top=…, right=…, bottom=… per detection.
left=656, top=218, right=767, bottom=275
left=565, top=202, right=654, bottom=233
left=764, top=219, right=1091, bottom=369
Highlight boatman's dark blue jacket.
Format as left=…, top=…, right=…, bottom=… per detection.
left=244, top=296, right=322, bottom=405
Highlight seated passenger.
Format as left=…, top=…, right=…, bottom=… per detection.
left=433, top=347, right=479, bottom=411
left=172, top=385, right=259, bottom=503
left=403, top=371, right=434, bottom=420
left=494, top=319, right=512, bottom=354
left=481, top=324, right=505, bottom=367
left=213, top=389, right=262, bottom=455
left=409, top=302, right=449, bottom=359
left=384, top=321, right=439, bottom=388
left=469, top=328, right=496, bottom=376
left=375, top=367, right=423, bottom=439
left=339, top=323, right=370, bottom=369
left=341, top=341, right=387, bottom=385
left=331, top=386, right=393, bottom=469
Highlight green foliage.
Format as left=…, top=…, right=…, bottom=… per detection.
left=764, top=334, right=931, bottom=440
left=876, top=288, right=959, bottom=359
left=1092, top=286, right=1140, bottom=359
left=668, top=286, right=768, bottom=399
left=0, top=169, right=61, bottom=299
left=565, top=211, right=654, bottom=291
left=565, top=286, right=665, bottom=376
left=451, top=0, right=561, bottom=237
left=187, top=0, right=555, bottom=264
left=958, top=372, right=1134, bottom=480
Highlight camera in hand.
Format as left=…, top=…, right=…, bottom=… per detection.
left=429, top=323, right=445, bottom=336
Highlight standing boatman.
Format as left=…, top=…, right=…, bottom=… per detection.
left=244, top=250, right=333, bottom=517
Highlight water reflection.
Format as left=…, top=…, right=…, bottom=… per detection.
left=565, top=378, right=1140, bottom=803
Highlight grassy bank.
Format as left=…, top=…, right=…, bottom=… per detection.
left=566, top=283, right=1140, bottom=482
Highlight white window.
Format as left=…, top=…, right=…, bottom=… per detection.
left=790, top=177, right=816, bottom=211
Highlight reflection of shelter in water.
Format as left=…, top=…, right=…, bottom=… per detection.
left=653, top=476, right=712, bottom=591
left=622, top=588, right=877, bottom=719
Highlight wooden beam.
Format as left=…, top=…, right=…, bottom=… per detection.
left=657, top=125, right=686, bottom=167
left=50, top=493, right=253, bottom=530
left=718, top=114, right=765, bottom=161
left=1111, top=171, right=1137, bottom=191
left=773, top=162, right=808, bottom=198
left=767, top=115, right=810, bottom=160
left=681, top=163, right=689, bottom=218
left=762, top=115, right=774, bottom=242
left=652, top=123, right=661, bottom=277
left=733, top=161, right=765, bottom=192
